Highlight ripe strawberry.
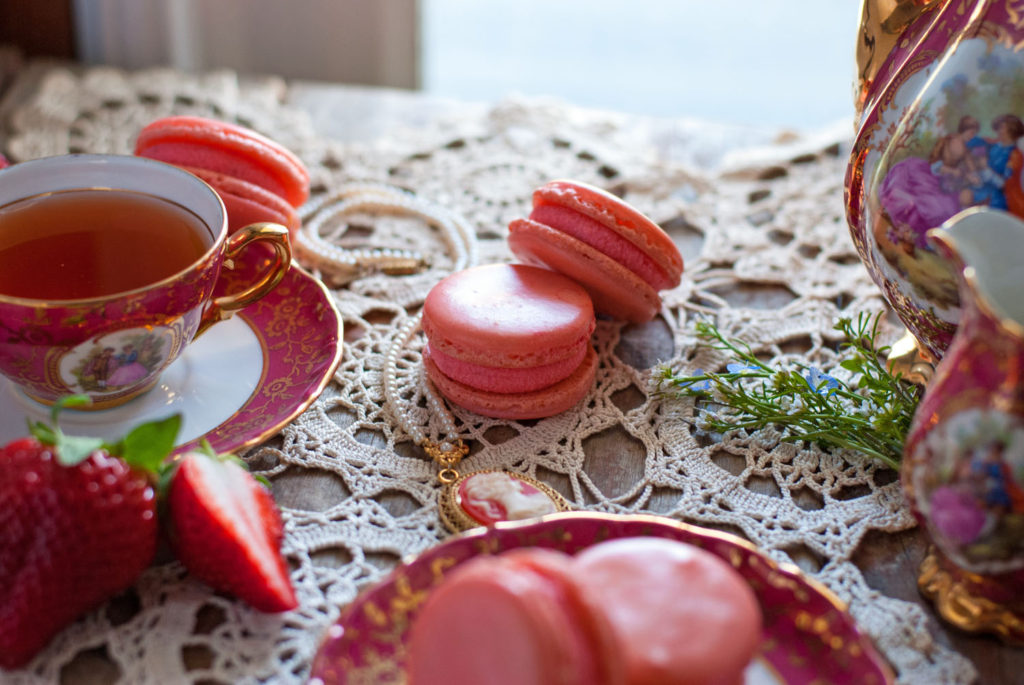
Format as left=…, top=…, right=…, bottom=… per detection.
left=164, top=445, right=297, bottom=613
left=0, top=398, right=180, bottom=669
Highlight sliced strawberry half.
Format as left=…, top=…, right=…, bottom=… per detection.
left=165, top=447, right=297, bottom=613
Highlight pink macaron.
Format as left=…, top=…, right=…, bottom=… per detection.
left=422, top=263, right=597, bottom=420
left=572, top=537, right=763, bottom=685
left=135, top=116, right=309, bottom=236
left=405, top=537, right=764, bottom=685
left=508, top=180, right=683, bottom=323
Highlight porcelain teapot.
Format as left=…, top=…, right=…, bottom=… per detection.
left=903, top=208, right=1024, bottom=643
left=847, top=0, right=1024, bottom=360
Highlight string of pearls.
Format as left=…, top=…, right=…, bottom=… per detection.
left=294, top=182, right=474, bottom=286
left=305, top=183, right=478, bottom=458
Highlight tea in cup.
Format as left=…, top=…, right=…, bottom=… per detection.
left=0, top=154, right=291, bottom=409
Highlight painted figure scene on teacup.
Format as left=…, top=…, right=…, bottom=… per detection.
left=61, top=328, right=174, bottom=397
left=911, top=407, right=1024, bottom=574
left=865, top=38, right=1024, bottom=321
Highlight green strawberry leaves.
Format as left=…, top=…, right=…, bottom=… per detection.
left=112, top=414, right=182, bottom=472
left=28, top=396, right=105, bottom=466
left=27, top=394, right=181, bottom=472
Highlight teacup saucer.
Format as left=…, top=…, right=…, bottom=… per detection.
left=0, top=263, right=342, bottom=454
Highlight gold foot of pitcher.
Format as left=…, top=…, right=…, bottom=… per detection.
left=887, top=329, right=936, bottom=386
left=918, top=547, right=1024, bottom=645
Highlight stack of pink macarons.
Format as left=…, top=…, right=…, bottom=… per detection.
left=134, top=115, right=310, bottom=237
left=405, top=536, right=763, bottom=685
left=422, top=263, right=598, bottom=420
left=422, top=179, right=682, bottom=420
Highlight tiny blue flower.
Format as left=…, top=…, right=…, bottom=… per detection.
left=678, top=368, right=712, bottom=392
left=804, top=367, right=839, bottom=395
left=726, top=363, right=760, bottom=374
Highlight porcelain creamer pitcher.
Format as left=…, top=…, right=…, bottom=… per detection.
left=848, top=0, right=1024, bottom=361
left=903, top=207, right=1024, bottom=643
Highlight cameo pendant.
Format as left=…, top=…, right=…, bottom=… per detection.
left=438, top=469, right=570, bottom=533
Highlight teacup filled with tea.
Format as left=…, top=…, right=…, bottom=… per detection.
left=0, top=154, right=291, bottom=408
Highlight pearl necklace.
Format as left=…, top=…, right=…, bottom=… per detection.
left=302, top=182, right=569, bottom=532
left=294, top=183, right=462, bottom=286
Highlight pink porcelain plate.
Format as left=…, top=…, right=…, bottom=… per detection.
left=309, top=512, right=894, bottom=685
left=0, top=258, right=343, bottom=455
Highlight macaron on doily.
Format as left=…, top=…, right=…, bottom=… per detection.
left=405, top=537, right=763, bottom=685
left=421, top=262, right=597, bottom=421
left=509, top=179, right=683, bottom=323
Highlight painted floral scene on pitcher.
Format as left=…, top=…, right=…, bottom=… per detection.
left=847, top=0, right=1024, bottom=359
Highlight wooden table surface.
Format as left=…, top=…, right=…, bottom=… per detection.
left=1, top=59, right=1021, bottom=684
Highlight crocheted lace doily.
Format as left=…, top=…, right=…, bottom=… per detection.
left=2, top=67, right=976, bottom=685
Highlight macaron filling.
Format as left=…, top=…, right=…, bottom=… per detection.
left=529, top=203, right=674, bottom=291
left=425, top=341, right=589, bottom=394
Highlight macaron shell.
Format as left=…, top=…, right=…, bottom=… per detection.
left=135, top=115, right=310, bottom=207
left=422, top=263, right=595, bottom=368
left=533, top=180, right=683, bottom=288
left=571, top=537, right=763, bottom=685
left=405, top=554, right=603, bottom=685
left=423, top=345, right=598, bottom=420
left=182, top=166, right=299, bottom=236
left=426, top=341, right=588, bottom=394
left=509, top=218, right=660, bottom=323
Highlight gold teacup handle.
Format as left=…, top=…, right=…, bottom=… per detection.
left=194, top=222, right=292, bottom=339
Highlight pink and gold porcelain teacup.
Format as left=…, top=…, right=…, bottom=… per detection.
left=0, top=154, right=291, bottom=409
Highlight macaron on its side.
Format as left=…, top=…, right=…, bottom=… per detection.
left=405, top=552, right=609, bottom=685
left=423, top=345, right=598, bottom=420
left=135, top=115, right=310, bottom=208
left=510, top=179, right=684, bottom=322
left=528, top=204, right=675, bottom=291
left=509, top=218, right=660, bottom=323
left=570, top=537, right=764, bottom=685
left=182, top=166, right=299, bottom=236
left=532, top=180, right=683, bottom=289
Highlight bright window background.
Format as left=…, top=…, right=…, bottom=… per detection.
left=421, top=0, right=861, bottom=129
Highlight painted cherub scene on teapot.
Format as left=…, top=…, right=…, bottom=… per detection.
left=847, top=0, right=1024, bottom=360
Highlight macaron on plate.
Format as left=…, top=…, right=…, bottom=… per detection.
left=309, top=512, right=894, bottom=685
left=0, top=252, right=343, bottom=456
